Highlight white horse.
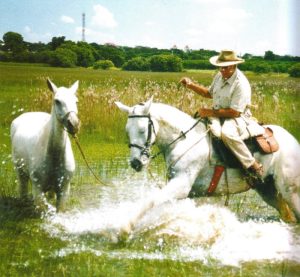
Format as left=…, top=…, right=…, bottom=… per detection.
left=115, top=97, right=300, bottom=231
left=11, top=79, right=80, bottom=212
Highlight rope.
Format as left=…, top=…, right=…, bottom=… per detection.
left=72, top=135, right=109, bottom=186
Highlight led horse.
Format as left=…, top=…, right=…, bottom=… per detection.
left=11, top=79, right=80, bottom=212
left=116, top=97, right=300, bottom=231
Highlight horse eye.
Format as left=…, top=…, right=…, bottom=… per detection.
left=139, top=128, right=146, bottom=134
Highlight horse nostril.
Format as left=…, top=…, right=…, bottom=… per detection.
left=66, top=115, right=80, bottom=135
left=130, top=158, right=142, bottom=172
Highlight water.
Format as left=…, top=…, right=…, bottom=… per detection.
left=1, top=154, right=300, bottom=276
left=43, top=170, right=300, bottom=269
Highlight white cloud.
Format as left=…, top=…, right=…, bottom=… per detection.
left=61, top=15, right=75, bottom=24
left=75, top=27, right=115, bottom=44
left=214, top=8, right=253, bottom=21
left=188, top=0, right=232, bottom=4
left=24, top=26, right=31, bottom=33
left=91, top=4, right=117, bottom=29
left=185, top=28, right=204, bottom=37
left=23, top=26, right=52, bottom=43
left=145, top=21, right=155, bottom=27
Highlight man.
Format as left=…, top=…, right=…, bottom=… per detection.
left=180, top=50, right=264, bottom=179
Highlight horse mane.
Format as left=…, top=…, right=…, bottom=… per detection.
left=150, top=102, right=197, bottom=131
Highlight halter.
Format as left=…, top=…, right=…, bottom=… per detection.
left=128, top=114, right=157, bottom=158
left=55, top=107, right=79, bottom=136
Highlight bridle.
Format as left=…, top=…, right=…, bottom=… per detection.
left=55, top=105, right=79, bottom=136
left=128, top=113, right=206, bottom=160
left=128, top=114, right=157, bottom=158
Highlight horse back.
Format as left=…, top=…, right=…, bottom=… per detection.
left=11, top=112, right=50, bottom=137
left=11, top=112, right=51, bottom=164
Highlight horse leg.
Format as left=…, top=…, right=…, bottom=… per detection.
left=275, top=192, right=297, bottom=223
left=30, top=180, right=49, bottom=212
left=56, top=181, right=70, bottom=212
left=255, top=175, right=297, bottom=223
left=119, top=173, right=194, bottom=236
left=16, top=169, right=30, bottom=199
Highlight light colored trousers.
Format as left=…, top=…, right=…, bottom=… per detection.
left=221, top=118, right=255, bottom=168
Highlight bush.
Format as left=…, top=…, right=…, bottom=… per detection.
left=149, top=54, right=183, bottom=72
left=289, top=63, right=300, bottom=77
left=122, top=57, right=150, bottom=71
left=93, top=60, right=114, bottom=70
left=252, top=62, right=272, bottom=74
left=51, top=48, right=77, bottom=67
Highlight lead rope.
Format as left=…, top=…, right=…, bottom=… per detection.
left=73, top=135, right=109, bottom=186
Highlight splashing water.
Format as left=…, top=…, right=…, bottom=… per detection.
left=44, top=177, right=300, bottom=267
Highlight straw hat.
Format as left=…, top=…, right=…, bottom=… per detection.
left=209, top=50, right=244, bottom=66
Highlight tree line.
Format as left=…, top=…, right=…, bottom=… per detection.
left=1, top=31, right=300, bottom=77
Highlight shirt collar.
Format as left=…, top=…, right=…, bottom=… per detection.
left=223, top=69, right=238, bottom=85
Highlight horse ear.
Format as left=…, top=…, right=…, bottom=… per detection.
left=70, top=80, right=79, bottom=94
left=115, top=101, right=133, bottom=114
left=144, top=96, right=153, bottom=114
left=47, top=78, right=58, bottom=94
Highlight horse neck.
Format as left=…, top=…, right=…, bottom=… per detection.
left=46, top=107, right=68, bottom=158
left=151, top=103, right=206, bottom=146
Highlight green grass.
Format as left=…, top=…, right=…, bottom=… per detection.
left=0, top=62, right=299, bottom=276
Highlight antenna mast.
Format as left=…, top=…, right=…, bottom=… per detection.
left=82, top=13, right=86, bottom=42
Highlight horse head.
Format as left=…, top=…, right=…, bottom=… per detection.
left=47, top=79, right=80, bottom=136
left=115, top=97, right=158, bottom=172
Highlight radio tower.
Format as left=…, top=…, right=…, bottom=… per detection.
left=82, top=13, right=86, bottom=42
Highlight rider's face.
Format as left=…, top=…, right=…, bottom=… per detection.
left=220, top=65, right=236, bottom=80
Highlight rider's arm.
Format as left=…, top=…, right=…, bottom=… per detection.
left=199, top=108, right=240, bottom=118
left=180, top=77, right=212, bottom=99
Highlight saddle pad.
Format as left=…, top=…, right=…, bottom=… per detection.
left=255, top=127, right=279, bottom=154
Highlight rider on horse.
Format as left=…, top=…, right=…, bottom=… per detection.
left=180, top=50, right=265, bottom=182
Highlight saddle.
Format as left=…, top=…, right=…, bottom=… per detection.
left=211, top=126, right=279, bottom=169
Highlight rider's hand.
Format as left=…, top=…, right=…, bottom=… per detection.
left=180, top=77, right=192, bottom=87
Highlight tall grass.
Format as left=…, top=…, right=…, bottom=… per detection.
left=0, top=62, right=299, bottom=276
left=1, top=62, right=299, bottom=197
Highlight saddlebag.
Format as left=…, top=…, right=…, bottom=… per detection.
left=255, top=127, right=279, bottom=154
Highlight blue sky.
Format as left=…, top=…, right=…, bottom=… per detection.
left=1, top=0, right=299, bottom=56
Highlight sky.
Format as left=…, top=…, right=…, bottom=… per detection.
left=0, top=0, right=299, bottom=56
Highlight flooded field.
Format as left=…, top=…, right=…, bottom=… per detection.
left=0, top=63, right=299, bottom=276
left=1, top=150, right=299, bottom=276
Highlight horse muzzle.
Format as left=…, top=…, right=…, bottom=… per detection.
left=64, top=112, right=80, bottom=135
left=130, top=156, right=151, bottom=172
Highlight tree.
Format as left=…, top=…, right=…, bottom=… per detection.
left=51, top=47, right=77, bottom=67
left=264, top=50, right=277, bottom=61
left=2, top=31, right=26, bottom=54
left=96, top=45, right=125, bottom=67
left=289, top=63, right=300, bottom=77
left=74, top=42, right=95, bottom=67
left=49, top=36, right=66, bottom=50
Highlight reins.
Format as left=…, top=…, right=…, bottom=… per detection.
left=72, top=134, right=109, bottom=186
left=55, top=105, right=108, bottom=186
left=151, top=117, right=207, bottom=160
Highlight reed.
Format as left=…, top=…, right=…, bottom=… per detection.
left=0, top=62, right=299, bottom=277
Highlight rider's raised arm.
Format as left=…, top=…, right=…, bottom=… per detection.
left=180, top=77, right=212, bottom=99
